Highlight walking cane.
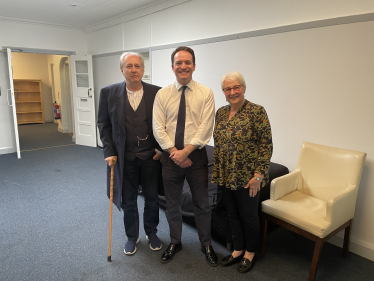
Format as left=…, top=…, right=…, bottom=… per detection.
left=108, top=159, right=116, bottom=262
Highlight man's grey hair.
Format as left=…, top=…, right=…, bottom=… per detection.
left=119, top=52, right=145, bottom=69
left=221, top=71, right=246, bottom=90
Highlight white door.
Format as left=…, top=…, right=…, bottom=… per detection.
left=6, top=48, right=21, bottom=158
left=70, top=55, right=97, bottom=147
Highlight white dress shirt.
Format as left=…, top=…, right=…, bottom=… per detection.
left=126, top=87, right=143, bottom=111
left=153, top=80, right=215, bottom=150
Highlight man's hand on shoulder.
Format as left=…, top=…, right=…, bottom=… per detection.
left=105, top=156, right=117, bottom=166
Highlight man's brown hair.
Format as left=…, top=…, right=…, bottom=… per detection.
left=171, top=46, right=195, bottom=64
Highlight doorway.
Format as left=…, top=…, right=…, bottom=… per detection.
left=11, top=52, right=75, bottom=151
left=59, top=57, right=74, bottom=139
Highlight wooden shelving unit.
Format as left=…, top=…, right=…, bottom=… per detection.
left=13, top=79, right=44, bottom=125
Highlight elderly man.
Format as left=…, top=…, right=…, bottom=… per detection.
left=98, top=52, right=162, bottom=255
left=153, top=46, right=218, bottom=266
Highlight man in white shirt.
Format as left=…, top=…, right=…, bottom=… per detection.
left=98, top=52, right=163, bottom=256
left=153, top=46, right=218, bottom=266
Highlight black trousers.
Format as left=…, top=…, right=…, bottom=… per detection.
left=221, top=186, right=260, bottom=252
left=121, top=156, right=160, bottom=240
left=161, top=148, right=212, bottom=247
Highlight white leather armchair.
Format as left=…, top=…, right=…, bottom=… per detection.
left=261, top=142, right=366, bottom=281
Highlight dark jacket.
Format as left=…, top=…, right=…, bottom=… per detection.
left=97, top=81, right=162, bottom=210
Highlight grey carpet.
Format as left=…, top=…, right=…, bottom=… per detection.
left=18, top=123, right=74, bottom=151
left=0, top=134, right=373, bottom=280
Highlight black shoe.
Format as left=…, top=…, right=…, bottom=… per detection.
left=160, top=243, right=182, bottom=263
left=201, top=245, right=219, bottom=267
left=237, top=255, right=257, bottom=273
left=220, top=252, right=244, bottom=267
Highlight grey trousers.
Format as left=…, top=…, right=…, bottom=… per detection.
left=161, top=147, right=212, bottom=247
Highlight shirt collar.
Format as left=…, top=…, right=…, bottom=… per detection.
left=176, top=80, right=194, bottom=91
left=126, top=86, right=143, bottom=95
left=226, top=99, right=249, bottom=112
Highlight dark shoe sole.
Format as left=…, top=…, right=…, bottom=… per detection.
left=237, top=256, right=256, bottom=273
left=237, top=266, right=254, bottom=273
left=206, top=259, right=219, bottom=267
left=160, top=246, right=182, bottom=264
left=201, top=248, right=219, bottom=267
left=220, top=258, right=242, bottom=267
left=220, top=253, right=244, bottom=267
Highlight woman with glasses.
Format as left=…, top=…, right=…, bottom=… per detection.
left=211, top=71, right=273, bottom=273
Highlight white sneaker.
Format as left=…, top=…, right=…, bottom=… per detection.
left=146, top=233, right=162, bottom=251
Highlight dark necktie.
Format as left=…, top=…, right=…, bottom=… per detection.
left=175, top=86, right=187, bottom=150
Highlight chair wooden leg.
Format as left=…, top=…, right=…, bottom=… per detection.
left=260, top=213, right=268, bottom=255
left=342, top=219, right=352, bottom=258
left=309, top=239, right=324, bottom=281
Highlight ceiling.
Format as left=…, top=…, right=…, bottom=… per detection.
left=0, top=0, right=167, bottom=28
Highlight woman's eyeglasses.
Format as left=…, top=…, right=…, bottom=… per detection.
left=223, top=85, right=242, bottom=94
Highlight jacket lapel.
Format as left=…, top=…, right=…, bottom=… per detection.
left=113, top=81, right=127, bottom=134
left=142, top=82, right=153, bottom=134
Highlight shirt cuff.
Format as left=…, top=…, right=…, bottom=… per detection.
left=159, top=141, right=175, bottom=151
left=189, top=138, right=207, bottom=149
left=155, top=149, right=163, bottom=155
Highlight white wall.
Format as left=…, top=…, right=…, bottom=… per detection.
left=92, top=54, right=125, bottom=120
left=0, top=20, right=87, bottom=155
left=150, top=0, right=374, bottom=46
left=87, top=15, right=151, bottom=55
left=12, top=53, right=54, bottom=123
left=87, top=24, right=123, bottom=55
left=0, top=21, right=87, bottom=54
left=85, top=0, right=374, bottom=261
left=85, top=0, right=374, bottom=55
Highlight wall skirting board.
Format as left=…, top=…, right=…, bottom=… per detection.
left=0, top=147, right=16, bottom=155
left=329, top=234, right=374, bottom=261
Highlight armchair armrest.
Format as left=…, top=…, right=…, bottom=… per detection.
left=326, top=183, right=358, bottom=225
left=270, top=169, right=300, bottom=200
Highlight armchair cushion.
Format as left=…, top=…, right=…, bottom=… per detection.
left=262, top=191, right=332, bottom=238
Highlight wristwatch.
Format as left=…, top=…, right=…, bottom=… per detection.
left=255, top=177, right=262, bottom=181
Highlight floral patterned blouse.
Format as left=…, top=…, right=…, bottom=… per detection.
left=211, top=100, right=273, bottom=190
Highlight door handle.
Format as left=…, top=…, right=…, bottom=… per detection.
left=7, top=89, right=12, bottom=106
left=88, top=87, right=92, bottom=98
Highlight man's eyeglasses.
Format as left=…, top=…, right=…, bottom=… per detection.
left=223, top=85, right=242, bottom=94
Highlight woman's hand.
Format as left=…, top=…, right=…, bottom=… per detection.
left=244, top=174, right=263, bottom=197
